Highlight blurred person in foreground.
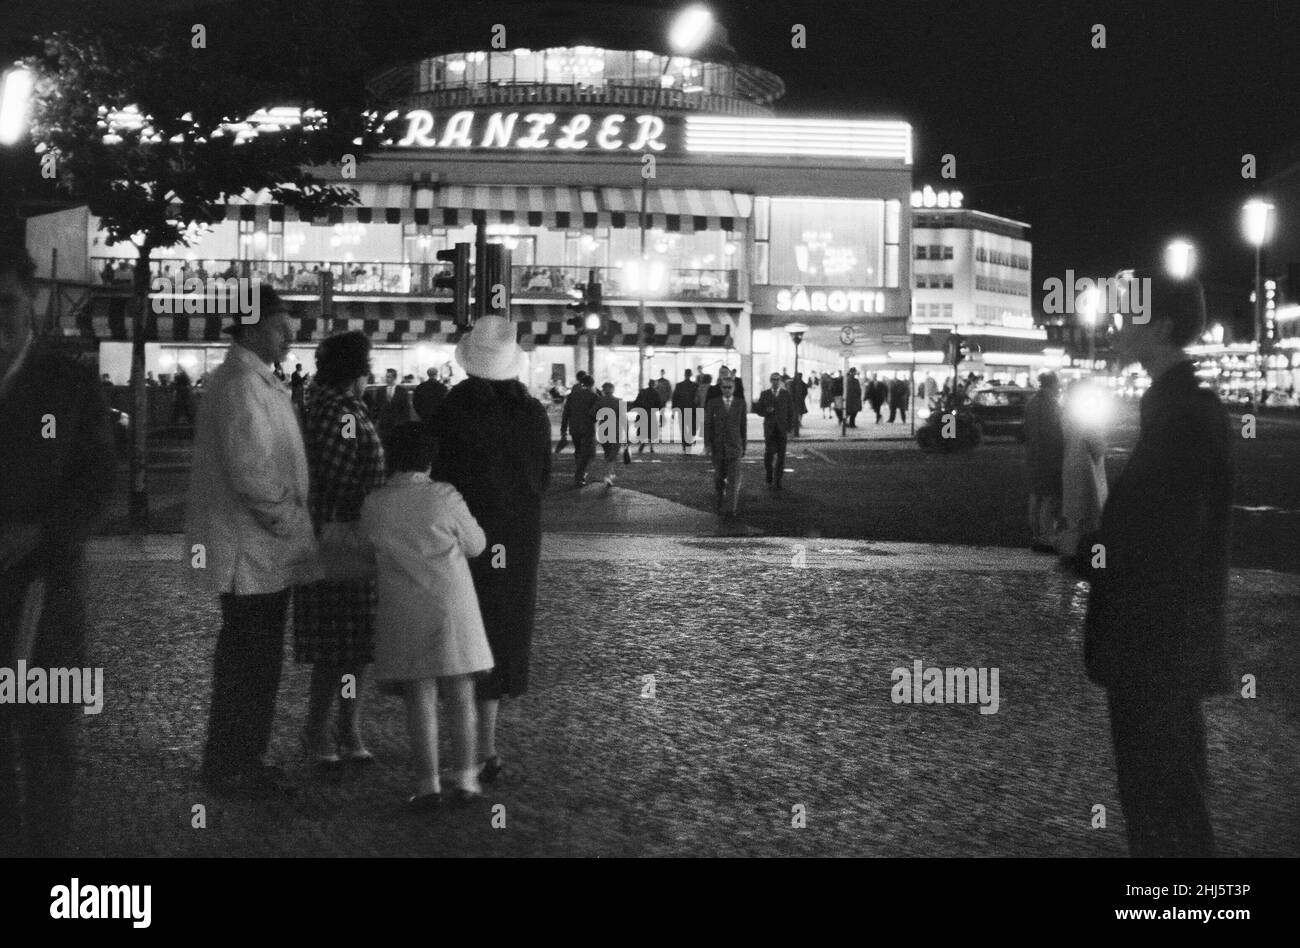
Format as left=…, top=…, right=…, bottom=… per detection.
left=1077, top=270, right=1233, bottom=857
left=1056, top=379, right=1112, bottom=569
left=1023, top=372, right=1065, bottom=553
left=0, top=243, right=115, bottom=855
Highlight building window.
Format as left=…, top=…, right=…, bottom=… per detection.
left=915, top=245, right=928, bottom=260
left=942, top=246, right=953, bottom=260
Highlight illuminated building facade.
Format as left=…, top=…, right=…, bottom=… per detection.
left=35, top=8, right=914, bottom=398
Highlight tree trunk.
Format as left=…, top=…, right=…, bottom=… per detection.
left=128, top=244, right=152, bottom=532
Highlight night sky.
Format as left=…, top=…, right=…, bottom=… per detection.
left=4, top=0, right=1299, bottom=315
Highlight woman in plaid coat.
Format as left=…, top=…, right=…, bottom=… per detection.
left=293, top=332, right=386, bottom=764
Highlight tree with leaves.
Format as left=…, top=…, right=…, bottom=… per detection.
left=23, top=2, right=381, bottom=528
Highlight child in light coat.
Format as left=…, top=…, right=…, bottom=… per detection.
left=359, top=423, right=493, bottom=809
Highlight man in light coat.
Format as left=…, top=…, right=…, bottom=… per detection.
left=187, top=284, right=320, bottom=797
left=703, top=374, right=748, bottom=517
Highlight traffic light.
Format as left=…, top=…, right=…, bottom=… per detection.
left=567, top=281, right=588, bottom=331
left=480, top=242, right=512, bottom=316
left=585, top=278, right=602, bottom=314
left=949, top=333, right=967, bottom=366
left=434, top=242, right=471, bottom=328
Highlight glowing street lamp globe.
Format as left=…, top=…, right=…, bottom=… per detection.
left=669, top=6, right=715, bottom=54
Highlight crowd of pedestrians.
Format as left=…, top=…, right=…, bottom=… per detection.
left=0, top=236, right=1236, bottom=856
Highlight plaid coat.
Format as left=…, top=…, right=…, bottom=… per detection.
left=293, top=382, right=387, bottom=665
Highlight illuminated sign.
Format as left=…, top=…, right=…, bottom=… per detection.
left=391, top=109, right=671, bottom=152
left=776, top=285, right=886, bottom=315
left=686, top=116, right=912, bottom=162
left=910, top=186, right=963, bottom=209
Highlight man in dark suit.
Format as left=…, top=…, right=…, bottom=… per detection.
left=756, top=373, right=794, bottom=489
left=411, top=367, right=448, bottom=423
left=366, top=367, right=412, bottom=442
left=1078, top=270, right=1232, bottom=857
left=703, top=374, right=747, bottom=517
left=0, top=244, right=116, bottom=855
left=789, top=372, right=807, bottom=437
left=560, top=371, right=599, bottom=486
left=888, top=376, right=910, bottom=423
left=670, top=369, right=697, bottom=452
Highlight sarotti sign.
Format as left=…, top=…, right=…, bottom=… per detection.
left=776, top=285, right=886, bottom=315
left=392, top=109, right=673, bottom=152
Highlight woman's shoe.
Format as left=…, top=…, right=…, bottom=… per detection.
left=479, top=755, right=502, bottom=784
left=337, top=733, right=375, bottom=764
left=301, top=729, right=341, bottom=767
left=406, top=791, right=442, bottom=812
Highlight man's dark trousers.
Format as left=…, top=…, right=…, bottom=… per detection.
left=764, top=430, right=787, bottom=486
left=572, top=432, right=596, bottom=484
left=1107, top=688, right=1214, bottom=857
left=203, top=589, right=291, bottom=776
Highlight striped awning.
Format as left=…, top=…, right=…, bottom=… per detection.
left=516, top=304, right=736, bottom=348
left=65, top=296, right=467, bottom=344
left=201, top=184, right=437, bottom=225
left=65, top=296, right=737, bottom=348
left=436, top=185, right=600, bottom=229
left=597, top=188, right=740, bottom=233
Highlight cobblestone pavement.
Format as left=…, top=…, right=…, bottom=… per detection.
left=67, top=532, right=1300, bottom=857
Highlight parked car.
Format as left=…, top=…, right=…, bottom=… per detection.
left=967, top=385, right=1031, bottom=440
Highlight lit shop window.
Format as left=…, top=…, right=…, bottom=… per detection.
left=767, top=198, right=884, bottom=287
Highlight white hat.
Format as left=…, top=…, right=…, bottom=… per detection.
left=454, top=315, right=523, bottom=380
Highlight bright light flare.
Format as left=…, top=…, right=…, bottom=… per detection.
left=1242, top=199, right=1274, bottom=247
left=1165, top=239, right=1195, bottom=279
left=669, top=6, right=714, bottom=54
left=1066, top=381, right=1114, bottom=429
left=0, top=66, right=34, bottom=145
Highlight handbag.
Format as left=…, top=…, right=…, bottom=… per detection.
left=316, top=519, right=376, bottom=582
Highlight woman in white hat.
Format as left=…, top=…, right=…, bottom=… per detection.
left=429, top=316, right=552, bottom=784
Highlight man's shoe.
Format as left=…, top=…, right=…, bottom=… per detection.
left=479, top=755, right=503, bottom=784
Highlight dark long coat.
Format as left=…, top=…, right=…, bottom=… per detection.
left=845, top=375, right=863, bottom=413
left=432, top=378, right=551, bottom=699
left=1080, top=361, right=1233, bottom=696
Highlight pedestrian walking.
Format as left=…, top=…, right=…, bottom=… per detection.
left=171, top=366, right=194, bottom=425
left=671, top=369, right=697, bottom=451
left=756, top=372, right=794, bottom=489
left=696, top=371, right=712, bottom=410
left=867, top=373, right=886, bottom=423
left=360, top=423, right=493, bottom=809
left=289, top=364, right=305, bottom=413
left=654, top=369, right=673, bottom=432
left=1078, top=271, right=1232, bottom=857
left=790, top=371, right=807, bottom=437
left=0, top=244, right=116, bottom=855
left=844, top=368, right=863, bottom=428
left=830, top=371, right=844, bottom=424
left=819, top=372, right=833, bottom=418
left=887, top=376, right=910, bottom=423
left=703, top=373, right=747, bottom=517
left=292, top=331, right=387, bottom=767
left=560, top=371, right=598, bottom=485
left=632, top=379, right=661, bottom=454
left=412, top=366, right=448, bottom=423
left=187, top=284, right=320, bottom=798
left=431, top=315, right=551, bottom=786
left=595, top=381, right=625, bottom=485
left=1023, top=372, right=1064, bottom=553
left=366, top=368, right=413, bottom=445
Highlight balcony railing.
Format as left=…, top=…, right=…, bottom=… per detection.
left=92, top=258, right=739, bottom=302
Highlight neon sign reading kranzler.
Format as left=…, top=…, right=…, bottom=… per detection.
left=393, top=109, right=669, bottom=152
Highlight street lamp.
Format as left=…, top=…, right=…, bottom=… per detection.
left=1243, top=199, right=1275, bottom=406
left=0, top=66, right=33, bottom=145
left=637, top=5, right=714, bottom=392
left=1165, top=239, right=1196, bottom=279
